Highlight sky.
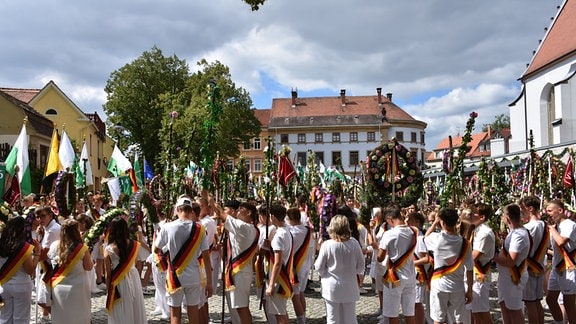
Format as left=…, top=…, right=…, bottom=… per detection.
left=0, top=0, right=563, bottom=152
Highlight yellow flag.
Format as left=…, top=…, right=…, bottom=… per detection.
left=45, top=128, right=61, bottom=177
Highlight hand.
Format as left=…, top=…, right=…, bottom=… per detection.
left=465, top=290, right=473, bottom=304
left=205, top=284, right=213, bottom=298
left=265, top=285, right=274, bottom=297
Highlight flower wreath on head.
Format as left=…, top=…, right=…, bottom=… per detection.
left=83, top=208, right=127, bottom=249
left=55, top=171, right=77, bottom=218
left=365, top=140, right=422, bottom=197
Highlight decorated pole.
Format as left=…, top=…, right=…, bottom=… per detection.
left=259, top=136, right=274, bottom=309
left=199, top=80, right=223, bottom=192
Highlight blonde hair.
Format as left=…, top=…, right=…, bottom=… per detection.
left=327, top=215, right=351, bottom=241
left=58, top=219, right=83, bottom=266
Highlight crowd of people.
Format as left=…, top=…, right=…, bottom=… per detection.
left=0, top=190, right=575, bottom=324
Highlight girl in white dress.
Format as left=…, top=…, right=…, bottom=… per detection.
left=104, top=217, right=147, bottom=324
left=47, top=219, right=93, bottom=324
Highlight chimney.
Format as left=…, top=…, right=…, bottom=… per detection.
left=340, top=89, right=346, bottom=106
left=386, top=92, right=393, bottom=101
left=377, top=88, right=382, bottom=106
left=487, top=125, right=492, bottom=138
left=291, top=88, right=297, bottom=108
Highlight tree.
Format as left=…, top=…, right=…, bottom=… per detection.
left=482, top=113, right=510, bottom=132
left=103, top=46, right=190, bottom=169
left=242, top=0, right=266, bottom=10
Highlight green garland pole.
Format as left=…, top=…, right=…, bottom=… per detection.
left=199, top=80, right=223, bottom=192
left=259, top=136, right=274, bottom=310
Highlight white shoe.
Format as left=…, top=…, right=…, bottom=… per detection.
left=150, top=309, right=162, bottom=316
left=96, top=282, right=107, bottom=290
left=143, top=287, right=154, bottom=295
left=377, top=314, right=384, bottom=320
left=37, top=315, right=51, bottom=323
left=359, top=287, right=368, bottom=294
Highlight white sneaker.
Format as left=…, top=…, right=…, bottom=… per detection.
left=359, top=287, right=368, bottom=294
left=96, top=282, right=107, bottom=290
left=37, top=315, right=51, bottom=323
left=150, top=308, right=162, bottom=316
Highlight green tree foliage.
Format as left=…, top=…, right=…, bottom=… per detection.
left=103, top=46, right=189, bottom=169
left=482, top=114, right=510, bottom=132
left=242, top=0, right=266, bottom=10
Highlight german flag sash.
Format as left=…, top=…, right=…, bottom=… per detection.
left=269, top=238, right=295, bottom=299
left=292, top=227, right=312, bottom=283
left=166, top=222, right=205, bottom=294
left=473, top=259, right=491, bottom=282
left=40, top=260, right=54, bottom=285
left=197, top=247, right=212, bottom=287
left=225, top=226, right=259, bottom=291
left=502, top=247, right=527, bottom=285
left=254, top=253, right=268, bottom=289
left=0, top=242, right=34, bottom=285
left=50, top=243, right=88, bottom=288
left=555, top=244, right=576, bottom=273
left=432, top=237, right=471, bottom=281
left=106, top=240, right=140, bottom=312
left=414, top=252, right=428, bottom=285
left=153, top=231, right=168, bottom=272
left=383, top=227, right=418, bottom=288
left=527, top=225, right=550, bottom=276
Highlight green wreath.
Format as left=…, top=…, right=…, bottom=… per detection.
left=365, top=140, right=422, bottom=198
left=83, top=208, right=126, bottom=249
left=55, top=171, right=77, bottom=218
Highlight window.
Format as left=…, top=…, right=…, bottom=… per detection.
left=315, top=152, right=324, bottom=165
left=280, top=134, right=289, bottom=144
left=254, top=159, right=262, bottom=172
left=243, top=141, right=250, bottom=150
left=395, top=131, right=404, bottom=142
left=298, top=133, right=306, bottom=144
left=420, top=132, right=425, bottom=145
left=332, top=151, right=342, bottom=166
left=244, top=160, right=251, bottom=172
left=297, top=152, right=307, bottom=166
left=253, top=137, right=261, bottom=150
left=332, top=132, right=341, bottom=143
left=227, top=160, right=234, bottom=171
left=367, top=132, right=376, bottom=142
left=45, top=108, right=57, bottom=115
left=349, top=151, right=359, bottom=166
left=350, top=132, right=358, bottom=142
left=411, top=132, right=417, bottom=143
left=315, top=133, right=323, bottom=143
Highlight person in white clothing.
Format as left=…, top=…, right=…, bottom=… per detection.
left=469, top=203, right=495, bottom=324
left=406, top=211, right=430, bottom=324
left=197, top=194, right=218, bottom=323
left=315, top=215, right=365, bottom=324
left=520, top=195, right=547, bottom=324
left=377, top=208, right=417, bottom=324
left=424, top=207, right=473, bottom=324
left=287, top=207, right=313, bottom=324
left=494, top=203, right=531, bottom=324
left=154, top=197, right=213, bottom=324
left=545, top=199, right=576, bottom=324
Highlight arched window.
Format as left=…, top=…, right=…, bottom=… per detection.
left=45, top=108, right=58, bottom=115
left=546, top=87, right=555, bottom=145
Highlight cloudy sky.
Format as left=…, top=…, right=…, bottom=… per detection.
left=0, top=0, right=562, bottom=151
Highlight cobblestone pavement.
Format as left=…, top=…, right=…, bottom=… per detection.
left=30, top=270, right=560, bottom=323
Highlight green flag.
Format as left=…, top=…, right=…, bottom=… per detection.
left=133, top=153, right=143, bottom=187
left=119, top=175, right=132, bottom=195
left=5, top=124, right=31, bottom=195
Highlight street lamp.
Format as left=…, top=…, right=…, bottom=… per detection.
left=113, top=123, right=126, bottom=149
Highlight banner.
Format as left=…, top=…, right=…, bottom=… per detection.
left=0, top=164, right=5, bottom=204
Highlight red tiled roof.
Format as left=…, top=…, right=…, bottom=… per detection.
left=0, top=87, right=40, bottom=103
left=253, top=108, right=270, bottom=127
left=523, top=0, right=576, bottom=78
left=427, top=131, right=490, bottom=161
left=270, top=94, right=416, bottom=121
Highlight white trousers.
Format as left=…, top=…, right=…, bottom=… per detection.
left=0, top=280, right=33, bottom=324
left=324, top=299, right=357, bottom=324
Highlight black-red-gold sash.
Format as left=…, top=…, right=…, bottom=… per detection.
left=269, top=240, right=295, bottom=298
left=432, top=238, right=470, bottom=281
left=153, top=231, right=168, bottom=272
left=166, top=222, right=205, bottom=294
left=414, top=252, right=428, bottom=285
left=527, top=225, right=550, bottom=276
left=555, top=244, right=576, bottom=273
left=292, top=227, right=312, bottom=283
left=473, top=259, right=492, bottom=282
left=106, top=240, right=140, bottom=312
left=0, top=242, right=33, bottom=285
left=50, top=242, right=88, bottom=288
left=225, top=226, right=259, bottom=291
left=383, top=227, right=417, bottom=288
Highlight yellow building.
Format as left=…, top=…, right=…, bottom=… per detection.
left=1, top=81, right=113, bottom=191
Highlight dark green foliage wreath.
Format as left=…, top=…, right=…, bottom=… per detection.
left=55, top=171, right=77, bottom=218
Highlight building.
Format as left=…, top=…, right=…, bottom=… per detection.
left=237, top=108, right=270, bottom=175
left=0, top=81, right=114, bottom=190
left=239, top=88, right=427, bottom=178
left=426, top=126, right=511, bottom=168
left=509, top=0, right=576, bottom=153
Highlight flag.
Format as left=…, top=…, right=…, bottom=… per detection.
left=107, top=145, right=132, bottom=177
left=2, top=174, right=21, bottom=205
left=143, top=158, right=154, bottom=180
left=107, top=177, right=121, bottom=205
left=75, top=140, right=94, bottom=188
left=119, top=175, right=133, bottom=195
left=5, top=123, right=31, bottom=195
left=564, top=156, right=574, bottom=189
left=45, top=128, right=61, bottom=177
left=58, top=130, right=76, bottom=172
left=128, top=169, right=139, bottom=193
left=277, top=155, right=296, bottom=187
left=133, top=153, right=143, bottom=187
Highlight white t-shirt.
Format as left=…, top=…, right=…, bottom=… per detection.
left=379, top=225, right=416, bottom=280
left=358, top=223, right=368, bottom=250
left=271, top=226, right=292, bottom=267
left=155, top=219, right=209, bottom=285
left=425, top=231, right=473, bottom=292
left=473, top=223, right=495, bottom=267
left=224, top=216, right=258, bottom=274
left=524, top=218, right=547, bottom=267
left=199, top=215, right=217, bottom=247
left=258, top=224, right=276, bottom=248
left=551, top=218, right=576, bottom=269
left=288, top=224, right=312, bottom=276
left=42, top=219, right=61, bottom=249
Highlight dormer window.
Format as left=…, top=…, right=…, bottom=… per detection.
left=45, top=108, right=58, bottom=115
